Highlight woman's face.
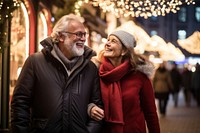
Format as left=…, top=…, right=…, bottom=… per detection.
left=104, top=35, right=126, bottom=58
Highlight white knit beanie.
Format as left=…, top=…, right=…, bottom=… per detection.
left=110, top=30, right=136, bottom=48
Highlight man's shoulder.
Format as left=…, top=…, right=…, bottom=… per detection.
left=88, top=60, right=98, bottom=68
left=26, top=52, right=45, bottom=63
left=29, top=52, right=43, bottom=58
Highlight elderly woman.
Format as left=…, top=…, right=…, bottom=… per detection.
left=92, top=30, right=160, bottom=133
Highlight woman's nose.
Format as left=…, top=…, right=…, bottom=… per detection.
left=105, top=41, right=111, bottom=46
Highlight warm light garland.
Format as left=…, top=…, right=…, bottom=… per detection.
left=0, top=0, right=20, bottom=52
left=0, top=0, right=20, bottom=23
left=84, top=0, right=195, bottom=19
left=177, top=31, right=200, bottom=54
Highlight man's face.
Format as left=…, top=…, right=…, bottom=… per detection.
left=62, top=20, right=86, bottom=59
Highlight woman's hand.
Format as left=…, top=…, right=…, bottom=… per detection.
left=90, top=106, right=104, bottom=121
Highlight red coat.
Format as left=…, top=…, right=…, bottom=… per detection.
left=100, top=58, right=160, bottom=133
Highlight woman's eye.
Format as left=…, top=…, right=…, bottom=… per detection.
left=111, top=40, right=117, bottom=43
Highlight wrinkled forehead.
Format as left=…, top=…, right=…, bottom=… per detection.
left=67, top=20, right=85, bottom=32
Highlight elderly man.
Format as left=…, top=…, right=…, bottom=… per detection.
left=11, top=14, right=104, bottom=133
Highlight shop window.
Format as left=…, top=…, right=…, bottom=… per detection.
left=37, top=12, right=48, bottom=51
left=178, top=30, right=187, bottom=40
left=10, top=2, right=29, bottom=95
left=195, top=7, right=200, bottom=22
left=178, top=7, right=187, bottom=22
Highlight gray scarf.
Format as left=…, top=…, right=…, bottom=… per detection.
left=53, top=44, right=84, bottom=74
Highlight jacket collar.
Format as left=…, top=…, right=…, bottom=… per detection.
left=40, top=37, right=96, bottom=61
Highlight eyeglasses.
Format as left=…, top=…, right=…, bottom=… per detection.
left=61, top=31, right=87, bottom=38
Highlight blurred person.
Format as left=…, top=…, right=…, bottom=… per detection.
left=92, top=30, right=160, bottom=133
left=153, top=62, right=173, bottom=116
left=11, top=14, right=104, bottom=133
left=170, top=62, right=182, bottom=107
left=181, top=66, right=192, bottom=106
left=191, top=63, right=200, bottom=106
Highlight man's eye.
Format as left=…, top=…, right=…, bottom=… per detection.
left=77, top=32, right=82, bottom=36
left=76, top=32, right=86, bottom=37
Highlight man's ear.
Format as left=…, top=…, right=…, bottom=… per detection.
left=58, top=32, right=65, bottom=42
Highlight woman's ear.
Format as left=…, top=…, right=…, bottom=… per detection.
left=121, top=49, right=128, bottom=56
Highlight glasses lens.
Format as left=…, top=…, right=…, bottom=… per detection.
left=76, top=32, right=86, bottom=38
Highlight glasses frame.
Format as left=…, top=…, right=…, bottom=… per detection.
left=61, top=31, right=87, bottom=38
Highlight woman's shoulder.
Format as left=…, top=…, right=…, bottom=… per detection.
left=136, top=60, right=155, bottom=79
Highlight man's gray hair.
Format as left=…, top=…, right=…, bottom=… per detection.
left=51, top=14, right=85, bottom=42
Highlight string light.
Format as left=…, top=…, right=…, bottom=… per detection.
left=75, top=0, right=83, bottom=16
left=0, top=0, right=20, bottom=52
left=83, top=0, right=195, bottom=19
left=0, top=0, right=20, bottom=24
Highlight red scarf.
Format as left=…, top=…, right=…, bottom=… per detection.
left=99, top=57, right=130, bottom=124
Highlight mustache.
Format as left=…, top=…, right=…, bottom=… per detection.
left=75, top=41, right=85, bottom=45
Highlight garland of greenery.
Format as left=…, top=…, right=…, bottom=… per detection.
left=0, top=0, right=20, bottom=53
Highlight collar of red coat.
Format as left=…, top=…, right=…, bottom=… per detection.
left=99, top=57, right=131, bottom=82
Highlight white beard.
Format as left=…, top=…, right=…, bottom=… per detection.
left=63, top=38, right=85, bottom=58
left=71, top=43, right=84, bottom=56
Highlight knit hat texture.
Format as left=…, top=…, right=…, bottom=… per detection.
left=110, top=30, right=136, bottom=48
